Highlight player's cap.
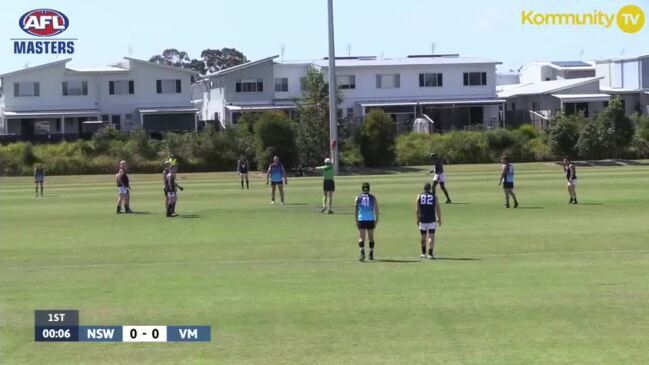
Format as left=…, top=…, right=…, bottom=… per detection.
left=325, top=158, right=332, bottom=164
left=361, top=182, right=370, bottom=192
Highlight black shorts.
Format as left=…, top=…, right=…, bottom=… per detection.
left=323, top=179, right=335, bottom=192
left=357, top=221, right=375, bottom=230
left=271, top=181, right=283, bottom=186
left=420, top=229, right=436, bottom=234
left=503, top=182, right=514, bottom=189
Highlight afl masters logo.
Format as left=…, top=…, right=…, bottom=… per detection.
left=12, top=9, right=76, bottom=54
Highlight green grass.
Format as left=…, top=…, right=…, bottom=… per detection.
left=2, top=162, right=649, bottom=364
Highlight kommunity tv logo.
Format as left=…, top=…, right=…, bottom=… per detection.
left=522, top=4, right=645, bottom=33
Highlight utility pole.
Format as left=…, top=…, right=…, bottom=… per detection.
left=327, top=0, right=339, bottom=173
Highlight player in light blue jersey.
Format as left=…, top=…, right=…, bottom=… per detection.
left=266, top=155, right=288, bottom=205
left=354, top=182, right=380, bottom=261
left=498, top=155, right=519, bottom=208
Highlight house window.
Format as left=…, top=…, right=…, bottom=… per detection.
left=13, top=82, right=40, bottom=97
left=62, top=81, right=88, bottom=96
left=109, top=80, right=135, bottom=95
left=112, top=115, right=121, bottom=129
left=376, top=74, right=400, bottom=88
left=346, top=108, right=354, bottom=118
left=274, top=78, right=288, bottom=92
left=463, top=72, right=487, bottom=86
left=101, top=114, right=109, bottom=122
left=125, top=113, right=133, bottom=124
left=156, top=79, right=182, bottom=94
left=336, top=75, right=355, bottom=89
left=236, top=79, right=264, bottom=93
left=419, top=73, right=443, bottom=87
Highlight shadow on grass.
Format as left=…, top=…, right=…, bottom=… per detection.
left=284, top=203, right=308, bottom=206
left=179, top=214, right=201, bottom=219
left=374, top=259, right=421, bottom=263
left=436, top=257, right=481, bottom=261
left=340, top=166, right=424, bottom=176
left=447, top=202, right=470, bottom=205
left=555, top=159, right=649, bottom=167
left=129, top=211, right=153, bottom=215
left=516, top=207, right=543, bottom=209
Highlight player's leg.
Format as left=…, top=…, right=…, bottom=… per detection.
left=116, top=193, right=123, bottom=214
left=427, top=230, right=436, bottom=259
left=240, top=174, right=244, bottom=189
left=439, top=182, right=451, bottom=203
left=321, top=191, right=327, bottom=213
left=35, top=181, right=39, bottom=197
left=271, top=184, right=276, bottom=203
left=124, top=190, right=132, bottom=213
left=367, top=228, right=375, bottom=261
left=510, top=188, right=519, bottom=208
left=358, top=228, right=366, bottom=261
left=570, top=182, right=577, bottom=204
left=503, top=188, right=510, bottom=208
left=328, top=191, right=334, bottom=213
left=432, top=180, right=439, bottom=195
left=419, top=229, right=427, bottom=258
left=245, top=174, right=249, bottom=189
left=39, top=181, right=43, bottom=196
left=278, top=184, right=285, bottom=204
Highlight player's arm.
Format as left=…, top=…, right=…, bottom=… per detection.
left=499, top=165, right=506, bottom=185
left=570, top=165, right=575, bottom=180
left=435, top=196, right=442, bottom=226
left=265, top=165, right=271, bottom=184
left=374, top=198, right=380, bottom=226
left=415, top=195, right=421, bottom=225
left=282, top=165, right=288, bottom=184
left=354, top=197, right=359, bottom=225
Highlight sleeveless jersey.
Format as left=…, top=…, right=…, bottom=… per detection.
left=356, top=193, right=376, bottom=221
left=418, top=192, right=436, bottom=223
left=269, top=163, right=284, bottom=182
left=565, top=164, right=577, bottom=180
left=503, top=163, right=514, bottom=183
left=238, top=160, right=248, bottom=173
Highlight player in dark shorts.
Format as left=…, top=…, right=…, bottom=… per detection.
left=498, top=155, right=519, bottom=208
left=316, top=157, right=335, bottom=213
left=163, top=160, right=171, bottom=212
left=116, top=166, right=130, bottom=214
left=427, top=153, right=452, bottom=204
left=416, top=183, right=442, bottom=260
left=33, top=164, right=45, bottom=197
left=266, top=156, right=287, bottom=205
left=164, top=165, right=184, bottom=217
left=563, top=157, right=578, bottom=204
left=354, top=182, right=380, bottom=261
left=237, top=156, right=250, bottom=190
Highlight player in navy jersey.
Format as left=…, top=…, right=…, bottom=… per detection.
left=162, top=160, right=171, bottom=212
left=354, top=182, right=380, bottom=261
left=237, top=156, right=250, bottom=190
left=427, top=153, right=452, bottom=204
left=33, top=164, right=45, bottom=197
left=115, top=164, right=131, bottom=214
left=498, top=155, right=519, bottom=208
left=563, top=157, right=578, bottom=204
left=416, top=183, right=442, bottom=259
left=164, top=165, right=184, bottom=217
left=266, top=156, right=288, bottom=205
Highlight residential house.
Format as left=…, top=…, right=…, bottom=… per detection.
left=595, top=54, right=649, bottom=115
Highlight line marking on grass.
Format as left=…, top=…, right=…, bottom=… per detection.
left=3, top=249, right=649, bottom=271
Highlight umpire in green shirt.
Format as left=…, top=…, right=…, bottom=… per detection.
left=316, top=157, right=335, bottom=214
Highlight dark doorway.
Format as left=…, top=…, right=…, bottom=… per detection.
left=20, top=119, right=35, bottom=139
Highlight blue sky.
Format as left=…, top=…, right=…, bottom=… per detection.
left=1, top=0, right=647, bottom=74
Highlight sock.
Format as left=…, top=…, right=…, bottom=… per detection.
left=358, top=240, right=365, bottom=255
left=117, top=205, right=121, bottom=213
left=428, top=248, right=433, bottom=256
left=241, top=180, right=244, bottom=189
left=246, top=180, right=249, bottom=189
left=125, top=204, right=130, bottom=211
left=166, top=205, right=172, bottom=216
left=421, top=243, right=427, bottom=255
left=369, top=241, right=375, bottom=253
left=322, top=196, right=327, bottom=209
left=171, top=203, right=176, bottom=214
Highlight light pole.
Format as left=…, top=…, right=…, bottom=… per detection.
left=327, top=0, right=339, bottom=173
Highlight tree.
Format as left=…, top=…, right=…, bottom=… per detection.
left=547, top=112, right=582, bottom=158
left=596, top=97, right=635, bottom=157
left=295, top=67, right=342, bottom=166
left=253, top=111, right=298, bottom=168
left=359, top=109, right=396, bottom=167
left=200, top=48, right=248, bottom=73
left=149, top=49, right=191, bottom=69
left=577, top=121, right=605, bottom=160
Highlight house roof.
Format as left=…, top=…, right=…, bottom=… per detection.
left=204, top=55, right=279, bottom=78
left=551, top=93, right=611, bottom=102
left=0, top=58, right=71, bottom=78
left=595, top=54, right=649, bottom=63
left=522, top=61, right=595, bottom=72
left=66, top=66, right=128, bottom=73
left=125, top=57, right=197, bottom=74
left=358, top=98, right=505, bottom=107
left=312, top=56, right=501, bottom=68
left=497, top=77, right=602, bottom=98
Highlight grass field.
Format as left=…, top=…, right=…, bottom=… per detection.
left=2, top=162, right=649, bottom=364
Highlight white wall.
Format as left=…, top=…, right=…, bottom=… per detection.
left=273, top=63, right=309, bottom=100
left=622, top=60, right=640, bottom=90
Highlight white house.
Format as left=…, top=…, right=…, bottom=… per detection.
left=0, top=57, right=197, bottom=139
left=519, top=61, right=595, bottom=84
left=595, top=54, right=649, bottom=115
left=197, top=54, right=505, bottom=132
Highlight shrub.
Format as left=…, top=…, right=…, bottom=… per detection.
left=484, top=128, right=516, bottom=159
left=596, top=97, right=635, bottom=158
left=395, top=133, right=436, bottom=165
left=254, top=111, right=298, bottom=168
left=359, top=110, right=396, bottom=167
left=547, top=113, right=580, bottom=158
left=577, top=121, right=605, bottom=160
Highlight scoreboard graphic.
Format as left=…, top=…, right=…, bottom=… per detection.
left=35, top=310, right=211, bottom=343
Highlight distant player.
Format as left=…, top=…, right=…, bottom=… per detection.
left=266, top=156, right=287, bottom=205
left=563, top=157, right=578, bottom=204
left=117, top=160, right=133, bottom=213
left=354, top=182, right=379, bottom=261
left=33, top=164, right=44, bottom=197
left=164, top=165, right=184, bottom=217
left=498, top=155, right=519, bottom=208
left=163, top=160, right=171, bottom=212
left=115, top=167, right=129, bottom=214
left=237, top=156, right=250, bottom=190
left=427, top=153, right=452, bottom=204
left=316, top=157, right=335, bottom=214
left=416, top=183, right=442, bottom=260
